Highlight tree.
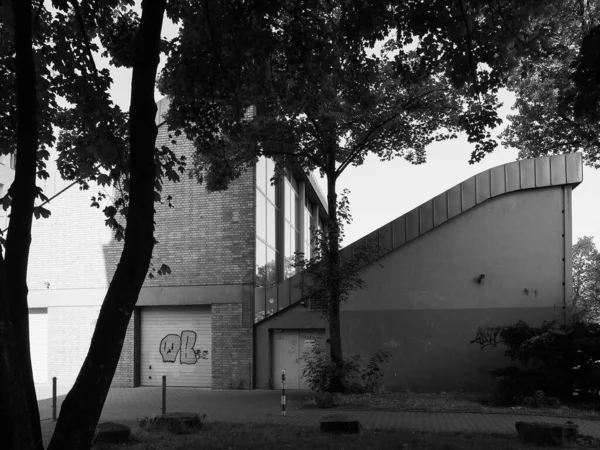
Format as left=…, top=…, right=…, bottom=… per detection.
left=500, top=0, right=600, bottom=166
left=0, top=0, right=184, bottom=447
left=572, top=236, right=600, bottom=323
left=159, top=0, right=551, bottom=391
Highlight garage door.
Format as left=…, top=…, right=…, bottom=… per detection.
left=141, top=306, right=211, bottom=387
left=273, top=329, right=325, bottom=389
left=29, top=308, right=48, bottom=384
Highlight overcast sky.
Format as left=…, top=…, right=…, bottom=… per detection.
left=100, top=17, right=599, bottom=249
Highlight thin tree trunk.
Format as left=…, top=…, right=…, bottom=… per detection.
left=1, top=0, right=44, bottom=447
left=326, top=152, right=344, bottom=392
left=47, top=0, right=166, bottom=448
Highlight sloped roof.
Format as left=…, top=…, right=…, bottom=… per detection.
left=340, top=153, right=583, bottom=262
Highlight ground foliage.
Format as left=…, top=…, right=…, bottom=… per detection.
left=300, top=342, right=391, bottom=394
left=474, top=320, right=600, bottom=404
left=92, top=422, right=600, bottom=450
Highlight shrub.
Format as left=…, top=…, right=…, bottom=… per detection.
left=474, top=320, right=600, bottom=404
left=362, top=349, right=392, bottom=393
left=139, top=413, right=205, bottom=434
left=300, top=345, right=391, bottom=393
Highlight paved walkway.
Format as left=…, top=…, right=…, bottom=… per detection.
left=38, top=388, right=600, bottom=446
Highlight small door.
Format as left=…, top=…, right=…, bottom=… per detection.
left=273, top=329, right=325, bottom=389
left=29, top=308, right=48, bottom=384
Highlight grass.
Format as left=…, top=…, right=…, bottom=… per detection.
left=93, top=422, right=600, bottom=449
left=299, top=391, right=600, bottom=419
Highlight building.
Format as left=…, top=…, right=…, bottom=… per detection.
left=255, top=152, right=582, bottom=391
left=24, top=97, right=328, bottom=390
left=2, top=98, right=583, bottom=392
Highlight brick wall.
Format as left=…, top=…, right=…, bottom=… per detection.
left=111, top=308, right=139, bottom=388
left=48, top=306, right=100, bottom=385
left=28, top=174, right=115, bottom=290
left=28, top=120, right=257, bottom=390
left=140, top=125, right=256, bottom=287
left=211, top=303, right=253, bottom=389
left=29, top=122, right=256, bottom=290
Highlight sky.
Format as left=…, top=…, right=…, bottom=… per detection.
left=100, top=16, right=600, bottom=249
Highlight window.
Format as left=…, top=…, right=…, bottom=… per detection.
left=255, top=157, right=325, bottom=322
left=304, top=198, right=313, bottom=260
left=283, top=175, right=299, bottom=279
left=255, top=157, right=278, bottom=288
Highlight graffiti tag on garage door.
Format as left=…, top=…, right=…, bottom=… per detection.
left=159, top=330, right=209, bottom=364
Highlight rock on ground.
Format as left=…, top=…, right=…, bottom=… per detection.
left=320, top=414, right=360, bottom=434
left=515, top=421, right=579, bottom=446
left=94, top=421, right=131, bottom=444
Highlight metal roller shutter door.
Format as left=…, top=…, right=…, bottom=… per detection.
left=141, top=306, right=212, bottom=387
left=29, top=308, right=48, bottom=384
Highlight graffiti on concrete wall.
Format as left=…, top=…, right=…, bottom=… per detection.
left=159, top=330, right=209, bottom=364
left=470, top=326, right=502, bottom=349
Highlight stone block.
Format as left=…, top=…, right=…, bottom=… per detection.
left=94, top=421, right=131, bottom=444
left=320, top=414, right=360, bottom=434
left=515, top=421, right=579, bottom=446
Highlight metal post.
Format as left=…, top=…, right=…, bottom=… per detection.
left=52, top=377, right=57, bottom=421
left=162, top=375, right=166, bottom=415
left=281, top=370, right=286, bottom=416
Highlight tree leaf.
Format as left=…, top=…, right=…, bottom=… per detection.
left=32, top=206, right=51, bottom=220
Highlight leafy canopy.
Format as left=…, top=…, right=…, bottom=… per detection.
left=500, top=0, right=600, bottom=166
left=159, top=0, right=563, bottom=189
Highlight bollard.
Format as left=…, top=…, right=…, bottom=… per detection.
left=162, top=375, right=166, bottom=415
left=52, top=377, right=57, bottom=421
left=281, top=370, right=286, bottom=416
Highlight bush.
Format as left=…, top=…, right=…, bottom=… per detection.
left=475, top=320, right=600, bottom=404
left=490, top=366, right=546, bottom=405
left=300, top=345, right=391, bottom=393
left=362, top=349, right=392, bottom=393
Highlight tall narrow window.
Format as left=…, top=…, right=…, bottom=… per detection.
left=255, top=157, right=279, bottom=321
left=283, top=175, right=299, bottom=279
left=304, top=198, right=313, bottom=260
left=255, top=156, right=278, bottom=288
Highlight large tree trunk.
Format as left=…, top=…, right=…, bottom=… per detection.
left=47, top=1, right=166, bottom=448
left=0, top=253, right=38, bottom=449
left=0, top=0, right=44, bottom=448
left=325, top=153, right=344, bottom=392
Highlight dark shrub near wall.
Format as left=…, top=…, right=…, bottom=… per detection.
left=474, top=320, right=600, bottom=404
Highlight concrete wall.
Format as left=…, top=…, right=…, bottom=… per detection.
left=255, top=186, right=572, bottom=392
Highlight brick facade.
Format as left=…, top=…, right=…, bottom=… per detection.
left=143, top=124, right=256, bottom=286
left=26, top=111, right=257, bottom=390
left=211, top=303, right=253, bottom=389
left=111, top=308, right=139, bottom=388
